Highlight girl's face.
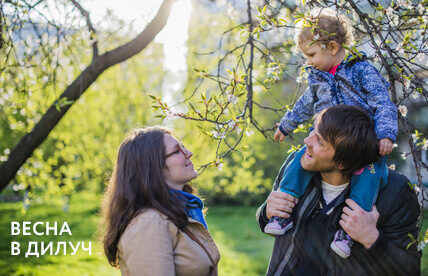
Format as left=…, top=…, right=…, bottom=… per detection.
left=299, top=40, right=338, bottom=72
left=163, top=134, right=198, bottom=190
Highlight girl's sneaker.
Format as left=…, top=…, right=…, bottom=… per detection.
left=330, top=229, right=354, bottom=258
left=264, top=216, right=293, bottom=235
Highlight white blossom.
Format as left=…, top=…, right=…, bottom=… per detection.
left=228, top=94, right=239, bottom=105
left=396, top=0, right=411, bottom=9
left=228, top=120, right=236, bottom=129
left=266, top=66, right=281, bottom=81
left=163, top=110, right=174, bottom=119
left=245, top=130, right=254, bottom=137
left=393, top=143, right=398, bottom=148
left=386, top=7, right=394, bottom=17
left=398, top=105, right=408, bottom=117
left=401, top=153, right=407, bottom=160
left=412, top=134, right=418, bottom=143
left=320, top=44, right=326, bottom=49
left=236, top=127, right=243, bottom=135
left=296, top=76, right=302, bottom=83
left=211, top=130, right=225, bottom=139
left=217, top=163, right=223, bottom=171
left=396, top=42, right=405, bottom=54
left=403, top=79, right=411, bottom=89
left=408, top=18, right=418, bottom=25
left=4, top=149, right=10, bottom=155
left=223, top=108, right=229, bottom=115
left=412, top=92, right=419, bottom=99
left=0, top=156, right=7, bottom=162
left=418, top=241, right=426, bottom=251
left=313, top=34, right=320, bottom=40
left=392, top=15, right=400, bottom=26
left=417, top=53, right=426, bottom=62
left=195, top=109, right=200, bottom=114
left=414, top=185, right=421, bottom=193
left=418, top=4, right=425, bottom=15
left=291, top=45, right=299, bottom=54
left=423, top=140, right=428, bottom=150
left=389, top=164, right=396, bottom=170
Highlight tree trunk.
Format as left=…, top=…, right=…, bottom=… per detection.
left=0, top=0, right=175, bottom=193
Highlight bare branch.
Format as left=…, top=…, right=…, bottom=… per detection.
left=70, top=0, right=98, bottom=58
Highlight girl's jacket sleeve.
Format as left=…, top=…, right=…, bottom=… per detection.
left=279, top=86, right=316, bottom=136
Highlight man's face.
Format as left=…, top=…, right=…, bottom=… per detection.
left=300, top=123, right=340, bottom=173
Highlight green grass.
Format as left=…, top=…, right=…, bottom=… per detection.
left=2, top=192, right=427, bottom=276
left=205, top=206, right=273, bottom=275
left=0, top=193, right=273, bottom=275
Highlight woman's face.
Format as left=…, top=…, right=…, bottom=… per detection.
left=163, top=134, right=198, bottom=190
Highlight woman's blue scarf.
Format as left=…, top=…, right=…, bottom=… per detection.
left=171, top=189, right=208, bottom=229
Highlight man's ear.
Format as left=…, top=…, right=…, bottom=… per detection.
left=338, top=163, right=345, bottom=170
left=328, top=41, right=340, bottom=56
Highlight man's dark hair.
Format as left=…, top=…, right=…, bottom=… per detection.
left=316, top=105, right=379, bottom=174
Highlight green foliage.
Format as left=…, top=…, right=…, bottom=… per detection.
left=0, top=193, right=273, bottom=275
left=1, top=31, right=165, bottom=201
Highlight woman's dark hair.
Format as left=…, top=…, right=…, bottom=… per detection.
left=316, top=105, right=379, bottom=174
left=101, top=126, right=193, bottom=267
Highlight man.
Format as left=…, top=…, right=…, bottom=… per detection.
left=256, top=105, right=421, bottom=275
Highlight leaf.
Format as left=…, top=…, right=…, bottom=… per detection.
left=147, top=94, right=157, bottom=100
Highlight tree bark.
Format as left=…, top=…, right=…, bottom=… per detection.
left=0, top=0, right=175, bottom=193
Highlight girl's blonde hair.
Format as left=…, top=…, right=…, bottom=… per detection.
left=295, top=8, right=354, bottom=48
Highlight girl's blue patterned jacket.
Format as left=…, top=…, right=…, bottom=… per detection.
left=279, top=55, right=398, bottom=142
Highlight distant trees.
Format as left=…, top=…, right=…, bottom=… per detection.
left=0, top=0, right=175, bottom=193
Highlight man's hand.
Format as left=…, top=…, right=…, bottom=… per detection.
left=379, top=138, right=393, bottom=156
left=339, top=199, right=380, bottom=249
left=274, top=127, right=286, bottom=142
left=266, top=191, right=297, bottom=219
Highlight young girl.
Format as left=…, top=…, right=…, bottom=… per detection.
left=264, top=8, right=397, bottom=259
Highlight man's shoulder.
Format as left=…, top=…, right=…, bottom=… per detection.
left=379, top=169, right=415, bottom=201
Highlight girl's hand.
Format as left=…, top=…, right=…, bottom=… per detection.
left=379, top=138, right=393, bottom=156
left=274, top=127, right=286, bottom=142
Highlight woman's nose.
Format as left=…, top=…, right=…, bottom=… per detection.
left=185, top=149, right=193, bottom=158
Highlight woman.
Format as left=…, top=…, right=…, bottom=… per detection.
left=102, top=126, right=220, bottom=275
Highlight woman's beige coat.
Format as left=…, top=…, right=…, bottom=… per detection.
left=118, top=209, right=220, bottom=276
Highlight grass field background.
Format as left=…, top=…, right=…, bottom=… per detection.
left=0, top=192, right=427, bottom=275
left=0, top=192, right=273, bottom=276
